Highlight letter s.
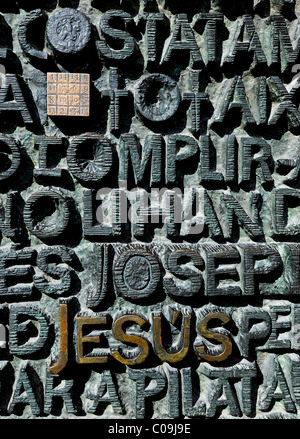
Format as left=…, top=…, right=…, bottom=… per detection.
left=97, top=10, right=136, bottom=61
left=195, top=312, right=232, bottom=362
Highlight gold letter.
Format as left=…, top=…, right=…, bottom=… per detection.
left=77, top=316, right=109, bottom=364
left=111, top=315, right=149, bottom=365
left=49, top=300, right=69, bottom=374
left=195, top=312, right=232, bottom=362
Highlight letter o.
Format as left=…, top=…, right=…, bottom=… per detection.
left=113, top=248, right=161, bottom=300
left=67, top=134, right=113, bottom=183
left=47, top=8, right=92, bottom=54
left=135, top=73, right=181, bottom=122
left=23, top=189, right=70, bottom=239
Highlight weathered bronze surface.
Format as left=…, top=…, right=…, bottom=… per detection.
left=46, top=8, right=92, bottom=54
left=1, top=0, right=300, bottom=421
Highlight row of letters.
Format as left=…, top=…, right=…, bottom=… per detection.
left=16, top=9, right=300, bottom=73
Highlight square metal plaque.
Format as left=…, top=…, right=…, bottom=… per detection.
left=47, top=72, right=90, bottom=117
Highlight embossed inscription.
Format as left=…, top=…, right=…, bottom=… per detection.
left=1, top=0, right=300, bottom=421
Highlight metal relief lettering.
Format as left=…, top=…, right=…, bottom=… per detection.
left=135, top=74, right=181, bottom=122
left=1, top=0, right=300, bottom=421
